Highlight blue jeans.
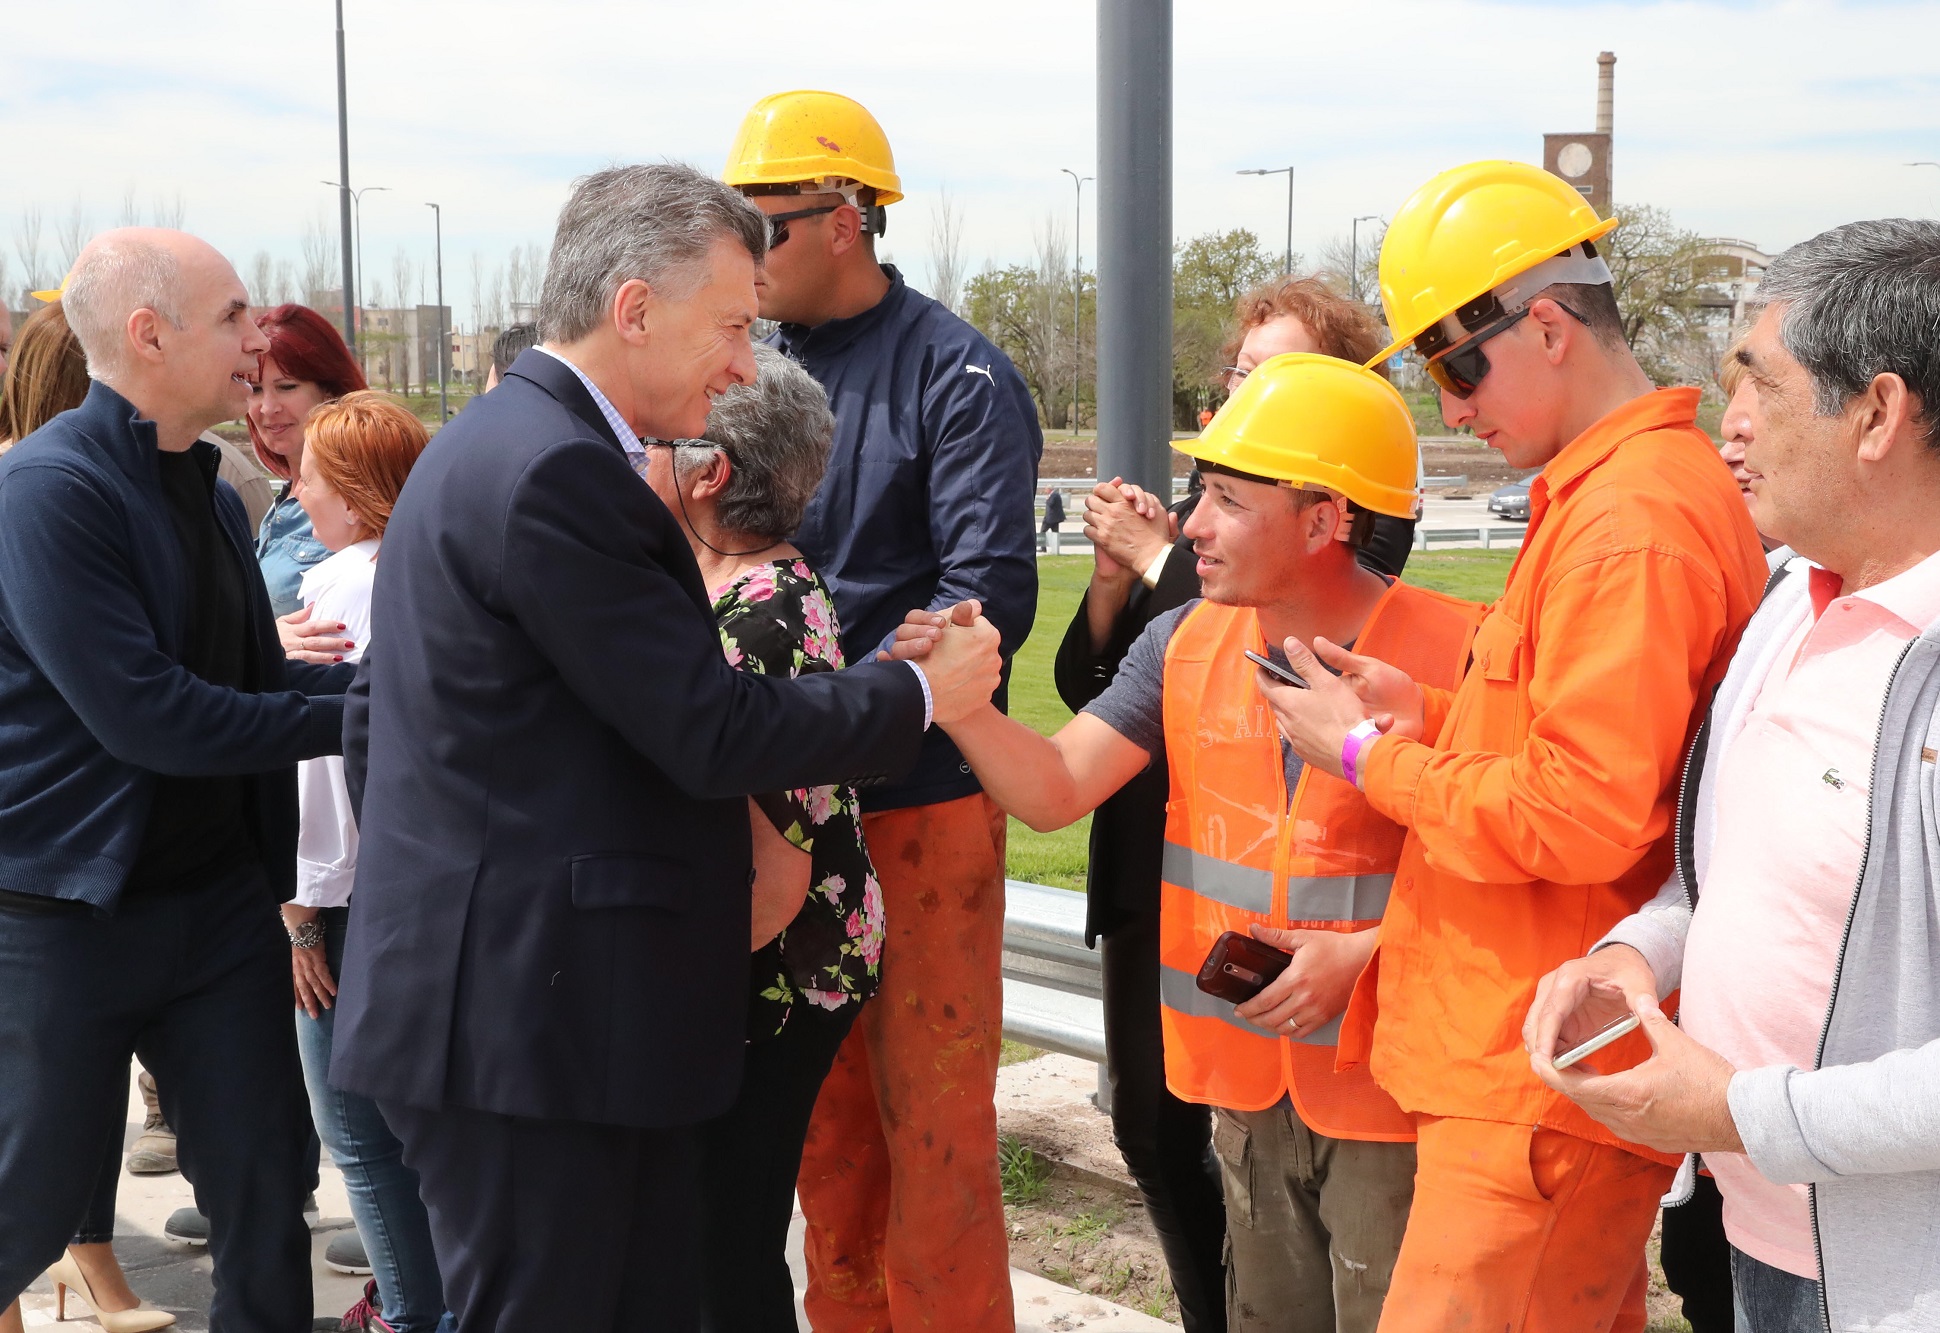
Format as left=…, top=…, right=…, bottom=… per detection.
left=295, top=908, right=446, bottom=1333
left=1731, top=1245, right=1824, bottom=1333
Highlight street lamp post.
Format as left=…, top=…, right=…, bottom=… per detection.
left=1060, top=168, right=1093, bottom=435
left=1349, top=215, right=1381, bottom=303
left=333, top=0, right=355, bottom=350
left=321, top=181, right=390, bottom=336
left=1238, top=165, right=1295, bottom=274
left=427, top=202, right=447, bottom=423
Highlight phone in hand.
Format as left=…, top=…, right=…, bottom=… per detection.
left=1550, top=1012, right=1642, bottom=1070
left=1244, top=648, right=1308, bottom=690
left=1196, top=930, right=1294, bottom=1004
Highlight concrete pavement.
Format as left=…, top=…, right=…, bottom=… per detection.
left=11, top=1068, right=1171, bottom=1332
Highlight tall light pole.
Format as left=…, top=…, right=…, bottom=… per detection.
left=321, top=182, right=389, bottom=331
left=333, top=0, right=355, bottom=351
left=1238, top=165, right=1294, bottom=274
left=1060, top=168, right=1093, bottom=435
left=427, top=202, right=447, bottom=423
left=1349, top=214, right=1381, bottom=303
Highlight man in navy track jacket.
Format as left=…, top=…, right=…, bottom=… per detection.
left=0, top=230, right=352, bottom=1332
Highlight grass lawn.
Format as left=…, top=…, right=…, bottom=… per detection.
left=1002, top=550, right=1515, bottom=889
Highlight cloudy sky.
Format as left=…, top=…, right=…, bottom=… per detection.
left=5, top=0, right=1938, bottom=322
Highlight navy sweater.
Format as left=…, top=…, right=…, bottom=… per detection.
left=780, top=266, right=1043, bottom=811
left=0, top=382, right=351, bottom=912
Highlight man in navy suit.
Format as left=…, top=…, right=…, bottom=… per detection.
left=331, top=164, right=1004, bottom=1332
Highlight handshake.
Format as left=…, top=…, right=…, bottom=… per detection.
left=877, top=600, right=1004, bottom=726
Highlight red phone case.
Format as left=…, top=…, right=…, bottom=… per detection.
left=1195, top=930, right=1293, bottom=1004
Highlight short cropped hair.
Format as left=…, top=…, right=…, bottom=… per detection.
left=1219, top=275, right=1389, bottom=380
left=1752, top=218, right=1940, bottom=448
left=303, top=390, right=430, bottom=538
left=491, top=323, right=539, bottom=379
left=62, top=235, right=183, bottom=381
left=1533, top=281, right=1628, bottom=350
left=538, top=163, right=768, bottom=344
left=0, top=302, right=92, bottom=446
left=673, top=344, right=834, bottom=542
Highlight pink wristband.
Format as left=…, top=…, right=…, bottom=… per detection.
left=1339, top=719, right=1383, bottom=790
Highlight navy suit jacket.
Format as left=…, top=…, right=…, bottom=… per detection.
left=331, top=349, right=926, bottom=1129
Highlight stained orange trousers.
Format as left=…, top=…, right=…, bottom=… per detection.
left=1376, top=1116, right=1674, bottom=1333
left=797, top=793, right=1014, bottom=1333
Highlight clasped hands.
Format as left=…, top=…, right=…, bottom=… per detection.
left=876, top=599, right=1004, bottom=725
left=1083, top=477, right=1174, bottom=582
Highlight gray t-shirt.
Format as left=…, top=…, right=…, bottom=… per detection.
left=1081, top=599, right=1311, bottom=797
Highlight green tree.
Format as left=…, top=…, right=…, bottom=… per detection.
left=1602, top=202, right=1716, bottom=387
left=1171, top=229, right=1281, bottom=427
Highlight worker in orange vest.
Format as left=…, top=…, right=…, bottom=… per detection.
left=1253, top=162, right=1768, bottom=1333
left=900, top=354, right=1482, bottom=1332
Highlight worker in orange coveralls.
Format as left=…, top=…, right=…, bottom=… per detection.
left=1254, top=161, right=1768, bottom=1333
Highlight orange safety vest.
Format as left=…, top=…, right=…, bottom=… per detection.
left=1158, top=580, right=1481, bottom=1140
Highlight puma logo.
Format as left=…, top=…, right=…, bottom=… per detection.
left=964, top=363, right=994, bottom=384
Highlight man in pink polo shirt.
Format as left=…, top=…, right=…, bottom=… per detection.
left=1524, top=217, right=1940, bottom=1333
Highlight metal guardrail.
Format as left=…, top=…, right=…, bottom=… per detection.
left=1000, top=880, right=1106, bottom=1066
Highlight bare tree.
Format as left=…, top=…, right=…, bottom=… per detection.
left=150, top=193, right=186, bottom=230
left=13, top=207, right=49, bottom=296
left=272, top=258, right=298, bottom=306
left=390, top=248, right=419, bottom=391
left=118, top=187, right=141, bottom=227
left=0, top=252, right=12, bottom=312
left=925, top=188, right=966, bottom=314
left=1314, top=223, right=1384, bottom=306
left=56, top=199, right=91, bottom=273
left=505, top=243, right=544, bottom=316
left=301, top=214, right=339, bottom=307
left=247, top=251, right=275, bottom=308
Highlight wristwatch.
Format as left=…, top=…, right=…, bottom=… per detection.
left=287, top=919, right=325, bottom=951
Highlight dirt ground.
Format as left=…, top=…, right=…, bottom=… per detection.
left=998, top=1053, right=1691, bottom=1330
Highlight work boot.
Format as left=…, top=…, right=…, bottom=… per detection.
left=126, top=1070, right=178, bottom=1175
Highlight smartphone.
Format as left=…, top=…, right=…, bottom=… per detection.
left=1196, top=930, right=1294, bottom=1005
left=1550, top=1013, right=1642, bottom=1070
left=1244, top=648, right=1308, bottom=690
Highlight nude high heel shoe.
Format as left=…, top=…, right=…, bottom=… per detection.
left=44, top=1254, right=176, bottom=1332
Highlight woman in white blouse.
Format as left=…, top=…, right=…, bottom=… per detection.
left=278, top=391, right=447, bottom=1333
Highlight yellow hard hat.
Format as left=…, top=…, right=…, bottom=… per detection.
left=1372, top=160, right=1618, bottom=363
left=31, top=274, right=68, bottom=303
left=1187, top=353, right=1419, bottom=519
left=723, top=90, right=904, bottom=207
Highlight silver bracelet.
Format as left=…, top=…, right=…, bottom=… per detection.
left=287, top=919, right=325, bottom=951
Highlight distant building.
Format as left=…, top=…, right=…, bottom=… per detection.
left=1692, top=238, right=1770, bottom=337
left=303, top=290, right=452, bottom=395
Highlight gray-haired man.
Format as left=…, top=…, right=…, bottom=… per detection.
left=1526, top=218, right=1940, bottom=1333
left=330, top=164, right=1004, bottom=1331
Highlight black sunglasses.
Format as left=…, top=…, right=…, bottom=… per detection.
left=766, top=205, right=839, bottom=250
left=1416, top=299, right=1589, bottom=400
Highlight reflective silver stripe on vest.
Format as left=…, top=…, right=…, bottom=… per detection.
left=1159, top=966, right=1344, bottom=1047
left=1162, top=842, right=1395, bottom=922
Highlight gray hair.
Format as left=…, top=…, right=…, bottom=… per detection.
left=537, top=163, right=768, bottom=344
left=1752, top=218, right=1940, bottom=445
left=675, top=344, right=834, bottom=542
left=62, top=235, right=184, bottom=381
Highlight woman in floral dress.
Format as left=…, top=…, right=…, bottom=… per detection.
left=639, top=344, right=885, bottom=1330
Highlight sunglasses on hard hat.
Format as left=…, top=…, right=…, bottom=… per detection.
left=766, top=205, right=839, bottom=250
left=1413, top=295, right=1589, bottom=400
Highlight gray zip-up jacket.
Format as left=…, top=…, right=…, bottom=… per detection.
left=1603, top=549, right=1940, bottom=1332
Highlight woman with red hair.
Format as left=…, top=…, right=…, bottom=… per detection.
left=246, top=304, right=366, bottom=616
left=280, top=391, right=446, bottom=1333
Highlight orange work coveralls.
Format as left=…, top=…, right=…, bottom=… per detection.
left=1341, top=388, right=1768, bottom=1333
